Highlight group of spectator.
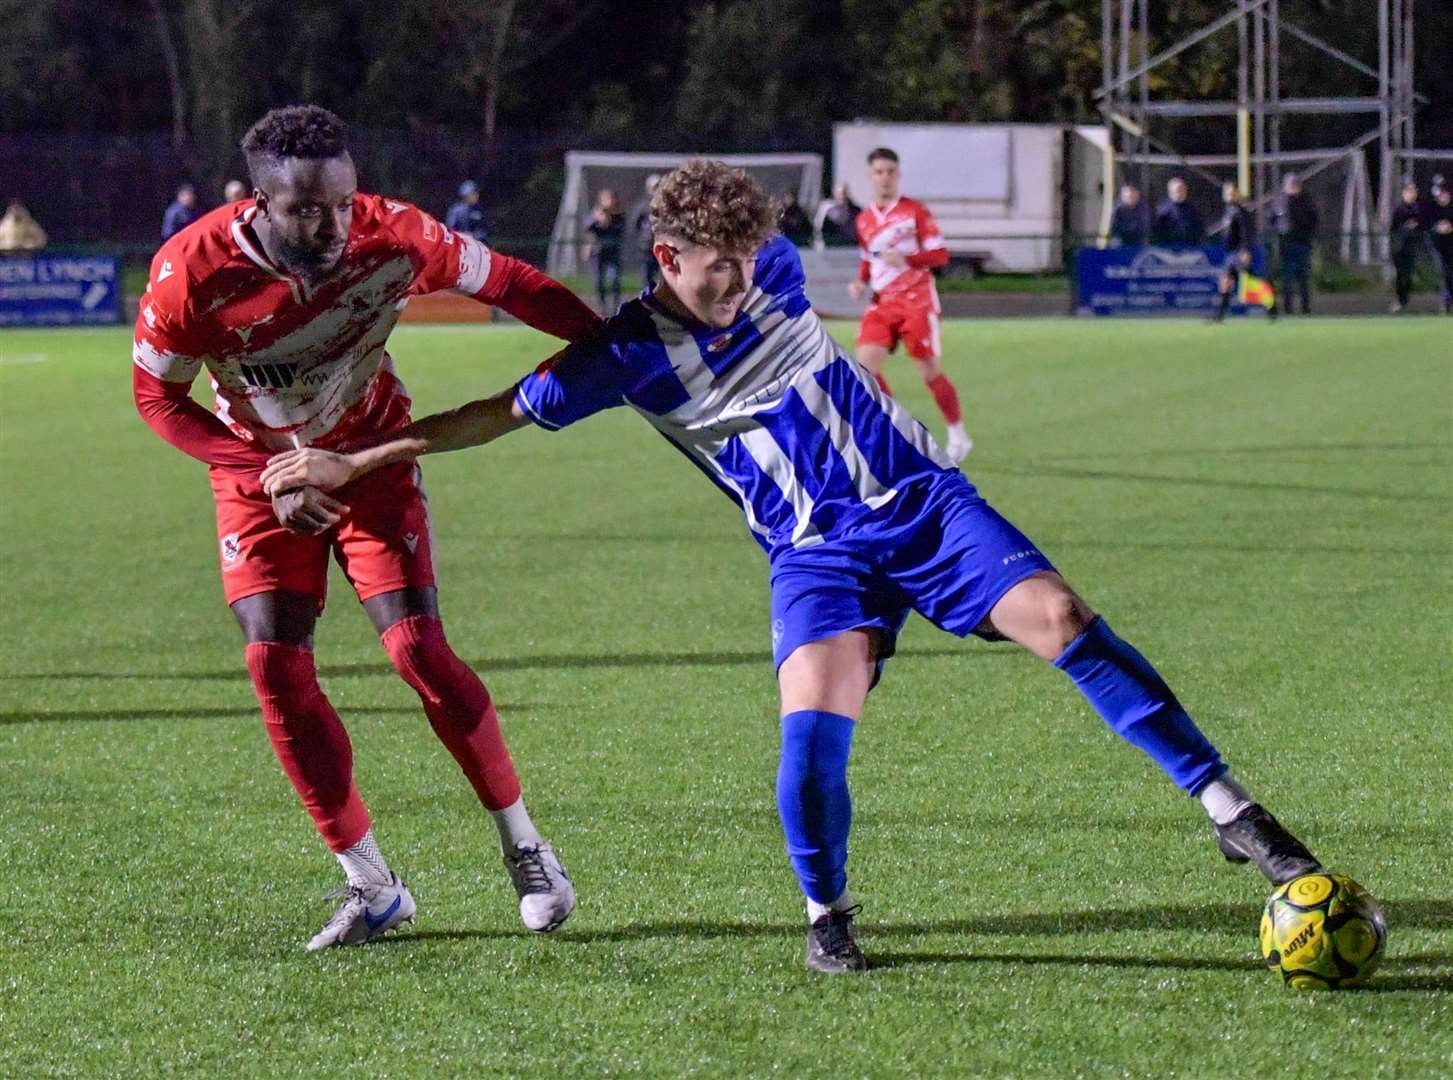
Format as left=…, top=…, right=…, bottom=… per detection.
left=1108, top=171, right=1451, bottom=315
left=1109, top=177, right=1209, bottom=249
left=1390, top=175, right=1453, bottom=314
left=1110, top=175, right=1317, bottom=312
left=137, top=165, right=1453, bottom=319
left=160, top=179, right=250, bottom=240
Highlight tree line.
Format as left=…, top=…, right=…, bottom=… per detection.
left=2, top=0, right=1447, bottom=242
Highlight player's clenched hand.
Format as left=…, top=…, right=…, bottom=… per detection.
left=270, top=485, right=350, bottom=535
left=847, top=280, right=866, bottom=300
left=262, top=449, right=357, bottom=495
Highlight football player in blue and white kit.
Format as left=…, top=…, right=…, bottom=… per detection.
left=260, top=161, right=1322, bottom=974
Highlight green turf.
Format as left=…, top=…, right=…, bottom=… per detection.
left=2, top=318, right=1451, bottom=1077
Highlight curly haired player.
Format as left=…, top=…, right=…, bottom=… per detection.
left=259, top=160, right=1321, bottom=973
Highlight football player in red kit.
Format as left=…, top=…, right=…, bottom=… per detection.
left=133, top=106, right=600, bottom=949
left=848, top=147, right=971, bottom=463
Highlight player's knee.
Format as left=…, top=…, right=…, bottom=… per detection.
left=1040, top=588, right=1093, bottom=649
left=381, top=614, right=487, bottom=708
left=244, top=641, right=325, bottom=717
left=777, top=634, right=874, bottom=718
left=383, top=615, right=452, bottom=684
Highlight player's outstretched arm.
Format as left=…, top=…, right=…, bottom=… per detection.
left=478, top=252, right=601, bottom=343
left=260, top=387, right=528, bottom=495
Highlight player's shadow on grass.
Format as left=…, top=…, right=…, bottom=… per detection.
left=1046, top=537, right=1444, bottom=559
left=1049, top=440, right=1446, bottom=461
left=0, top=704, right=535, bottom=725
left=866, top=952, right=1453, bottom=991
left=398, top=900, right=1451, bottom=947
left=387, top=922, right=1453, bottom=989
left=866, top=949, right=1263, bottom=974
left=984, top=461, right=1441, bottom=504
left=1, top=646, right=996, bottom=686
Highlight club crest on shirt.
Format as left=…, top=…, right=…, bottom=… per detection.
left=221, top=532, right=243, bottom=565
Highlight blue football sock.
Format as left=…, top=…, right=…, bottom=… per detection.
left=1054, top=617, right=1226, bottom=794
left=776, top=709, right=856, bottom=904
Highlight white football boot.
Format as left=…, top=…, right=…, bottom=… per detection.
left=503, top=840, right=575, bottom=932
left=944, top=422, right=974, bottom=464
left=305, top=872, right=416, bottom=951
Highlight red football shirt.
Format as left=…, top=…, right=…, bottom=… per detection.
left=133, top=194, right=598, bottom=466
left=854, top=196, right=949, bottom=306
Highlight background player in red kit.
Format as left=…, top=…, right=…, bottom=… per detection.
left=132, top=106, right=601, bottom=950
left=848, top=147, right=972, bottom=463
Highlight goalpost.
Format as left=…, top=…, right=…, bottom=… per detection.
left=548, top=151, right=824, bottom=277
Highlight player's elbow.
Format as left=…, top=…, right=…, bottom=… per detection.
left=132, top=365, right=162, bottom=419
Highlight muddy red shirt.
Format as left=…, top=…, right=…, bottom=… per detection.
left=133, top=194, right=598, bottom=463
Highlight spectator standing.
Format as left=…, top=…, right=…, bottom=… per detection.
left=778, top=191, right=813, bottom=246
left=223, top=179, right=248, bottom=203
left=446, top=181, right=489, bottom=243
left=1389, top=178, right=1430, bottom=313
left=161, top=183, right=199, bottom=240
left=1153, top=177, right=1204, bottom=246
left=816, top=183, right=861, bottom=247
left=630, top=173, right=661, bottom=290
left=1108, top=183, right=1151, bottom=247
left=1272, top=172, right=1318, bottom=315
left=1429, top=175, right=1453, bottom=315
left=582, top=188, right=625, bottom=314
left=0, top=199, right=47, bottom=250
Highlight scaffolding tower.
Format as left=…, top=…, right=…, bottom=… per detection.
left=1096, top=0, right=1431, bottom=261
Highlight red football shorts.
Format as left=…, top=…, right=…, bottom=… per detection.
left=856, top=291, right=941, bottom=360
left=209, top=461, right=435, bottom=609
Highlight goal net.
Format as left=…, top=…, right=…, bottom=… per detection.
left=548, top=151, right=824, bottom=276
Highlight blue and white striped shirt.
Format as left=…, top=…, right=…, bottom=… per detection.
left=515, top=235, right=956, bottom=553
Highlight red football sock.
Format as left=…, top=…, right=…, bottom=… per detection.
left=925, top=372, right=963, bottom=424
left=381, top=615, right=522, bottom=811
left=245, top=642, right=370, bottom=852
left=872, top=371, right=893, bottom=396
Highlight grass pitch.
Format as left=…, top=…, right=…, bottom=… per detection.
left=2, top=317, right=1451, bottom=1077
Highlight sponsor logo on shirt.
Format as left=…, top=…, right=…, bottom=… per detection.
left=240, top=362, right=298, bottom=389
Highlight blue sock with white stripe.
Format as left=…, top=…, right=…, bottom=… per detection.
left=1054, top=617, right=1226, bottom=794
left=776, top=709, right=856, bottom=904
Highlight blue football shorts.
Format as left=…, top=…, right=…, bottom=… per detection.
left=769, top=472, right=1056, bottom=674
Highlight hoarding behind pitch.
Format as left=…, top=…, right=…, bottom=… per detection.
left=1075, top=245, right=1267, bottom=317
left=0, top=255, right=121, bottom=326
